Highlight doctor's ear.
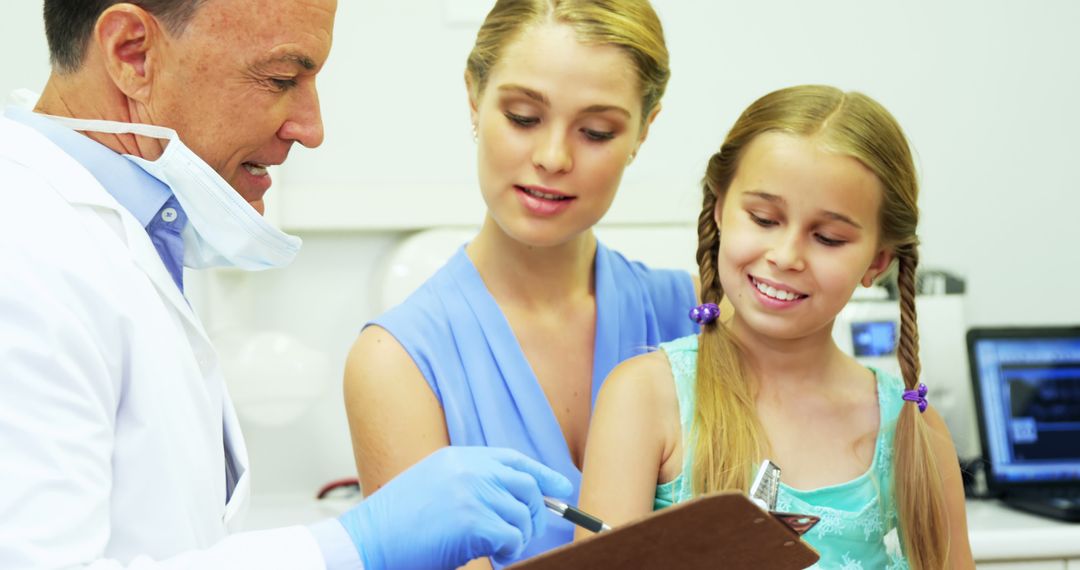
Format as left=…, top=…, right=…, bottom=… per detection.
left=94, top=5, right=161, bottom=103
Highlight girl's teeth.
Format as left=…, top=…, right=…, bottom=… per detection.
left=756, top=280, right=799, bottom=301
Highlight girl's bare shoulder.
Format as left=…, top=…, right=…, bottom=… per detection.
left=597, top=350, right=680, bottom=422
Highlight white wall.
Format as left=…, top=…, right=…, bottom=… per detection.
left=2, top=3, right=50, bottom=97
left=3, top=1, right=1078, bottom=496
left=277, top=0, right=1080, bottom=327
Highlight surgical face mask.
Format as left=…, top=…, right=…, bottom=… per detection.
left=42, top=115, right=301, bottom=270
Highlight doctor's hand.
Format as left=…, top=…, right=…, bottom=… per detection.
left=338, top=446, right=572, bottom=570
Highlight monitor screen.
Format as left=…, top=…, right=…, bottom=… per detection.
left=850, top=321, right=897, bottom=357
left=971, top=332, right=1080, bottom=484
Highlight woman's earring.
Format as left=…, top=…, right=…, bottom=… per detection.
left=472, top=124, right=478, bottom=143
left=627, top=152, right=636, bottom=165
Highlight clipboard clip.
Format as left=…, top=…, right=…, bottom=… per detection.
left=749, top=459, right=820, bottom=537
left=769, top=511, right=821, bottom=536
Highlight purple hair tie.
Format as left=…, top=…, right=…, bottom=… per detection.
left=902, top=383, right=929, bottom=413
left=689, top=303, right=721, bottom=325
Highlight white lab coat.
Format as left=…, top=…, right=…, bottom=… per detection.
left=0, top=115, right=328, bottom=569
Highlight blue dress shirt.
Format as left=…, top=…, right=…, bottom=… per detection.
left=5, top=106, right=186, bottom=292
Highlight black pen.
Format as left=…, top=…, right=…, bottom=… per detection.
left=543, top=497, right=612, bottom=533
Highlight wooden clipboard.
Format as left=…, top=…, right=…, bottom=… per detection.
left=508, top=492, right=819, bottom=570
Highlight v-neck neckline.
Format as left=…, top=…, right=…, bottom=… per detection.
left=450, top=244, right=614, bottom=475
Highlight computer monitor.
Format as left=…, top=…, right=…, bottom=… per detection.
left=967, top=326, right=1080, bottom=492
left=850, top=320, right=897, bottom=357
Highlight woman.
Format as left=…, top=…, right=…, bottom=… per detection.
left=345, top=1, right=697, bottom=566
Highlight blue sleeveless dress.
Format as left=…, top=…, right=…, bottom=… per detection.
left=370, top=242, right=697, bottom=565
left=654, top=335, right=910, bottom=569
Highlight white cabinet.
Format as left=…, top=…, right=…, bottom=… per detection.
left=968, top=500, right=1080, bottom=568
left=977, top=562, right=1064, bottom=570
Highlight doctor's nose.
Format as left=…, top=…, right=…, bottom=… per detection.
left=279, top=86, right=325, bottom=149
left=766, top=232, right=806, bottom=272
left=532, top=129, right=573, bottom=174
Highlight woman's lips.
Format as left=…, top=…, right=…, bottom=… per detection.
left=514, top=185, right=575, bottom=216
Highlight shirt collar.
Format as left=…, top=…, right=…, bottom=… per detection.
left=4, top=105, right=173, bottom=228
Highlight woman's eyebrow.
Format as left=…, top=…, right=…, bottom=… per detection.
left=497, top=84, right=631, bottom=118
left=581, top=104, right=630, bottom=118
left=498, top=84, right=549, bottom=106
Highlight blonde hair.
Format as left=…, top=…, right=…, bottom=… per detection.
left=465, top=0, right=670, bottom=121
left=693, top=85, right=948, bottom=569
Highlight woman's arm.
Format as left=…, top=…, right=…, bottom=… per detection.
left=343, top=325, right=451, bottom=494
left=924, top=406, right=976, bottom=569
left=576, top=351, right=681, bottom=540
left=343, top=326, right=506, bottom=570
left=345, top=326, right=497, bottom=570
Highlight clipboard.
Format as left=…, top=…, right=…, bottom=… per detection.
left=507, top=492, right=819, bottom=570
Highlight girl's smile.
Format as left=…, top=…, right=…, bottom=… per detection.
left=748, top=274, right=810, bottom=308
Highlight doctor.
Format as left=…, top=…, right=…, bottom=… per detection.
left=0, top=1, right=570, bottom=569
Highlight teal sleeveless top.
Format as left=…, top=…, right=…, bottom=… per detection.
left=654, top=335, right=909, bottom=569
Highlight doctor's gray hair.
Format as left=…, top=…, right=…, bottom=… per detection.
left=44, top=0, right=208, bottom=74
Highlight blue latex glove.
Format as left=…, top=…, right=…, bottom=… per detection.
left=339, top=446, right=572, bottom=570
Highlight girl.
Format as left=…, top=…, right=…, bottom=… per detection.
left=344, top=1, right=698, bottom=567
left=577, top=85, right=974, bottom=569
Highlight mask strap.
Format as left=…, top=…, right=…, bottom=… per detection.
left=37, top=113, right=177, bottom=142
left=7, top=88, right=39, bottom=109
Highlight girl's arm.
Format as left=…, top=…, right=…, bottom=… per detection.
left=576, top=351, right=682, bottom=540
left=924, top=406, right=976, bottom=568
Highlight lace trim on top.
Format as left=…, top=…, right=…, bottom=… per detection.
left=654, top=334, right=909, bottom=569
